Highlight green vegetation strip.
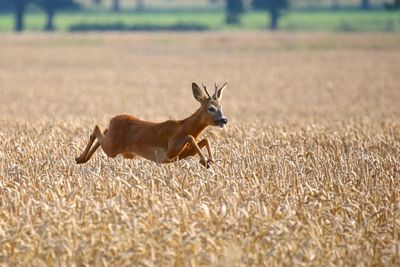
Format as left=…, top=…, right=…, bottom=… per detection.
left=0, top=10, right=398, bottom=32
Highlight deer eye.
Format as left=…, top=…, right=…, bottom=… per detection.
left=208, top=106, right=216, bottom=113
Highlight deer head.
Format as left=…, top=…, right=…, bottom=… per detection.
left=192, top=82, right=228, bottom=128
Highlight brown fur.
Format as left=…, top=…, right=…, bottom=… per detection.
left=75, top=82, right=227, bottom=168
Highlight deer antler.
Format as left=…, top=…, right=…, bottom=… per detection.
left=220, top=82, right=227, bottom=90
left=212, top=82, right=227, bottom=100
left=202, top=83, right=212, bottom=100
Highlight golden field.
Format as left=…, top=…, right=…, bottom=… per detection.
left=0, top=32, right=399, bottom=266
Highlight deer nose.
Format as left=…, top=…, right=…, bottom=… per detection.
left=218, top=118, right=228, bottom=124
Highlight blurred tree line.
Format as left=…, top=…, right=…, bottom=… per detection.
left=1, top=0, right=80, bottom=31
left=1, top=0, right=399, bottom=32
left=212, top=0, right=399, bottom=30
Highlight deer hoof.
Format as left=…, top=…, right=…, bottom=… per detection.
left=200, top=159, right=212, bottom=169
left=75, top=157, right=85, bottom=164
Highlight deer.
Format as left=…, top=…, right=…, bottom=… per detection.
left=75, top=82, right=228, bottom=168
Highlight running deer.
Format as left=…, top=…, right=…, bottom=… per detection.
left=75, top=82, right=228, bottom=168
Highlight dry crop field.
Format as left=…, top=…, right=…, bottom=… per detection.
left=0, top=32, right=399, bottom=266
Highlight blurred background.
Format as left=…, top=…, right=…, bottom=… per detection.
left=1, top=0, right=399, bottom=33
left=1, top=4, right=400, bottom=265
left=1, top=0, right=399, bottom=124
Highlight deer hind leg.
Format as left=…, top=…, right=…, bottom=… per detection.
left=84, top=128, right=109, bottom=162
left=75, top=126, right=107, bottom=164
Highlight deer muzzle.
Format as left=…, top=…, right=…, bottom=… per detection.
left=215, top=117, right=228, bottom=127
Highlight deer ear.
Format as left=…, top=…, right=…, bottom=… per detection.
left=192, top=82, right=207, bottom=102
left=216, top=82, right=227, bottom=100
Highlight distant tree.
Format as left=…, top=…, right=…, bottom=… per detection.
left=226, top=0, right=244, bottom=24
left=14, top=0, right=29, bottom=32
left=136, top=0, right=144, bottom=12
left=34, top=0, right=80, bottom=31
left=252, top=0, right=288, bottom=30
left=384, top=0, right=400, bottom=9
left=331, top=0, right=340, bottom=10
left=361, top=0, right=370, bottom=10
left=0, top=0, right=13, bottom=12
left=112, top=0, right=120, bottom=12
left=209, top=0, right=243, bottom=25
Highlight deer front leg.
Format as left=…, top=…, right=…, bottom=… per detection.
left=178, top=139, right=214, bottom=165
left=202, top=139, right=214, bottom=164
left=167, top=135, right=210, bottom=168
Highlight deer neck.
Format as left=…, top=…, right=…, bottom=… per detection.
left=181, top=108, right=208, bottom=138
